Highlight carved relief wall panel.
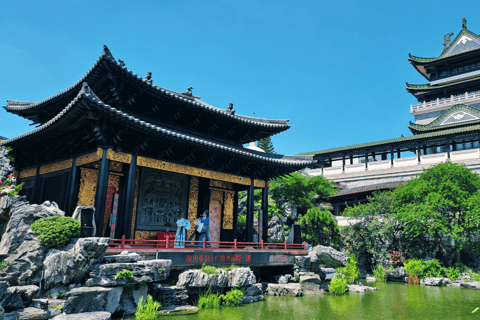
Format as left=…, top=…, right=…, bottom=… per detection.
left=77, top=168, right=98, bottom=206
left=135, top=168, right=189, bottom=232
left=187, top=176, right=199, bottom=240
left=209, top=190, right=223, bottom=246
left=223, top=191, right=235, bottom=230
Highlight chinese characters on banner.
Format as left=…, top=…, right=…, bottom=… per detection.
left=185, top=254, right=252, bottom=264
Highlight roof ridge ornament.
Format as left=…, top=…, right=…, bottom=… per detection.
left=118, top=59, right=125, bottom=67
left=443, top=32, right=454, bottom=48
left=80, top=82, right=92, bottom=95
left=102, top=45, right=114, bottom=60
left=180, top=87, right=200, bottom=100
left=462, top=17, right=467, bottom=30
left=227, top=103, right=235, bottom=115
left=145, top=72, right=152, bottom=84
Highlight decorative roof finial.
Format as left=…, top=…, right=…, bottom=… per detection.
left=182, top=87, right=193, bottom=96
left=102, top=45, right=114, bottom=59
left=227, top=103, right=235, bottom=115
left=443, top=32, right=454, bottom=48
left=462, top=17, right=467, bottom=30
left=118, top=59, right=125, bottom=67
left=145, top=72, right=152, bottom=84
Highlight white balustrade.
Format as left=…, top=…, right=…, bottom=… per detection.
left=367, top=159, right=391, bottom=170
left=420, top=152, right=448, bottom=165
left=411, top=91, right=480, bottom=115
left=323, top=166, right=343, bottom=176
left=344, top=163, right=366, bottom=173
left=450, top=148, right=480, bottom=161
left=393, top=156, right=418, bottom=167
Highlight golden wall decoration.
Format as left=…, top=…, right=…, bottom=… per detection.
left=254, top=180, right=266, bottom=188
left=39, top=159, right=73, bottom=175
left=130, top=168, right=140, bottom=239
left=223, top=191, right=234, bottom=230
left=77, top=151, right=102, bottom=166
left=19, top=167, right=37, bottom=179
left=109, top=162, right=123, bottom=172
left=106, top=149, right=132, bottom=164
left=210, top=189, right=224, bottom=203
left=137, top=156, right=254, bottom=186
left=187, top=176, right=199, bottom=240
left=134, top=230, right=158, bottom=241
left=77, top=168, right=98, bottom=206
left=210, top=180, right=233, bottom=189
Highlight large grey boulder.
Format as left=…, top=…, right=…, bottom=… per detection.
left=275, top=274, right=294, bottom=284
left=10, top=285, right=39, bottom=302
left=267, top=216, right=285, bottom=242
left=293, top=255, right=311, bottom=272
left=241, top=284, right=264, bottom=304
left=302, top=283, right=325, bottom=295
left=420, top=277, right=452, bottom=286
left=63, top=287, right=112, bottom=314
left=51, top=312, right=111, bottom=320
left=0, top=284, right=23, bottom=311
left=460, top=281, right=480, bottom=289
left=308, top=245, right=349, bottom=271
left=0, top=198, right=63, bottom=286
left=47, top=300, right=64, bottom=318
left=177, top=269, right=228, bottom=288
left=152, top=284, right=188, bottom=308
left=387, top=267, right=406, bottom=282
left=0, top=306, right=4, bottom=320
left=318, top=268, right=338, bottom=281
left=0, top=147, right=13, bottom=187
left=299, top=273, right=322, bottom=284
left=266, top=283, right=303, bottom=296
left=44, top=238, right=109, bottom=289
left=16, top=307, right=48, bottom=320
left=102, top=251, right=141, bottom=264
left=228, top=268, right=256, bottom=287
left=3, top=311, right=18, bottom=320
left=117, top=284, right=147, bottom=315
left=86, top=259, right=171, bottom=287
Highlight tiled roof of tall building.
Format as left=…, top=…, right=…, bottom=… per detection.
left=406, top=76, right=480, bottom=92
left=409, top=104, right=480, bottom=133
left=330, top=180, right=404, bottom=198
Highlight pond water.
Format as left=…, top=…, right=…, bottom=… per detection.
left=131, top=281, right=480, bottom=320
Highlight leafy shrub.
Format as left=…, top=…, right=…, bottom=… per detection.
left=135, top=295, right=161, bottom=320
left=197, top=288, right=224, bottom=309
left=50, top=305, right=63, bottom=312
left=420, top=259, right=444, bottom=279
left=31, top=215, right=81, bottom=249
left=404, top=259, right=422, bottom=284
left=328, top=274, right=348, bottom=295
left=56, top=292, right=65, bottom=299
left=373, top=264, right=387, bottom=282
left=337, top=255, right=360, bottom=284
left=223, top=289, right=243, bottom=307
left=115, top=269, right=134, bottom=280
left=453, top=262, right=466, bottom=272
left=390, top=251, right=405, bottom=267
left=444, top=267, right=460, bottom=282
left=0, top=262, right=6, bottom=269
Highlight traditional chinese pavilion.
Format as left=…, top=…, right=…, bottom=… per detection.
left=3, top=45, right=314, bottom=243
left=304, top=19, right=480, bottom=214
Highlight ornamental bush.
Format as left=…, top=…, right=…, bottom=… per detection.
left=223, top=289, right=243, bottom=307
left=135, top=295, right=161, bottom=320
left=373, top=264, right=387, bottom=282
left=328, top=274, right=348, bottom=295
left=30, top=215, right=81, bottom=249
left=337, top=255, right=360, bottom=284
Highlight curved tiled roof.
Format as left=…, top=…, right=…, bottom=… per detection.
left=409, top=104, right=480, bottom=132
left=300, top=122, right=480, bottom=156
left=406, top=75, right=480, bottom=92
left=2, top=84, right=313, bottom=168
left=330, top=181, right=404, bottom=198
left=409, top=29, right=480, bottom=64
left=4, top=46, right=290, bottom=131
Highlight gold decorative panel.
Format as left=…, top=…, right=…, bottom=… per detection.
left=39, top=159, right=73, bottom=175
left=77, top=168, right=98, bottom=206
left=109, top=161, right=123, bottom=172
left=137, top=156, right=252, bottom=185
left=19, top=167, right=37, bottom=179
left=131, top=168, right=140, bottom=239
left=77, top=150, right=102, bottom=166
left=223, top=191, right=234, bottom=230
left=254, top=180, right=266, bottom=188
left=187, top=176, right=199, bottom=240
left=210, top=180, right=233, bottom=189
left=210, top=189, right=224, bottom=203
left=106, top=149, right=132, bottom=164
left=134, top=231, right=158, bottom=241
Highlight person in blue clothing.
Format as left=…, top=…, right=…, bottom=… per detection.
left=197, top=210, right=210, bottom=242
left=174, top=211, right=190, bottom=248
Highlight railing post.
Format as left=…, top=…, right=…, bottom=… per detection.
left=203, top=237, right=206, bottom=249
left=261, top=239, right=264, bottom=249
left=166, top=237, right=170, bottom=249
left=284, top=241, right=287, bottom=250
left=234, top=238, right=237, bottom=250
left=121, top=235, right=126, bottom=249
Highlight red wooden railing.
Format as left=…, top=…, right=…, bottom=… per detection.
left=108, top=235, right=307, bottom=251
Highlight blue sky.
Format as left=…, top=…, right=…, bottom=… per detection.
left=0, top=0, right=477, bottom=155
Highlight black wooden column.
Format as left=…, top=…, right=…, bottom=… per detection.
left=447, top=140, right=451, bottom=159
left=261, top=180, right=269, bottom=243
left=390, top=148, right=394, bottom=166
left=31, top=165, right=42, bottom=205
left=246, top=178, right=255, bottom=242
left=66, top=158, right=78, bottom=216
left=95, top=149, right=109, bottom=237
left=320, top=159, right=324, bottom=175
left=123, top=154, right=137, bottom=239
left=397, top=149, right=401, bottom=159
left=364, top=151, right=369, bottom=170
left=232, top=191, right=239, bottom=240
left=342, top=154, right=346, bottom=172
left=417, top=144, right=421, bottom=163
left=349, top=155, right=353, bottom=165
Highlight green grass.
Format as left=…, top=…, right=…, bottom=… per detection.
left=115, top=269, right=134, bottom=280
left=197, top=288, right=224, bottom=309
left=135, top=295, right=161, bottom=320
left=51, top=305, right=63, bottom=312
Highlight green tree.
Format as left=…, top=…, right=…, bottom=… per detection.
left=299, top=207, right=341, bottom=246
left=257, top=137, right=275, bottom=153
left=270, top=172, right=337, bottom=215
left=393, top=162, right=480, bottom=266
